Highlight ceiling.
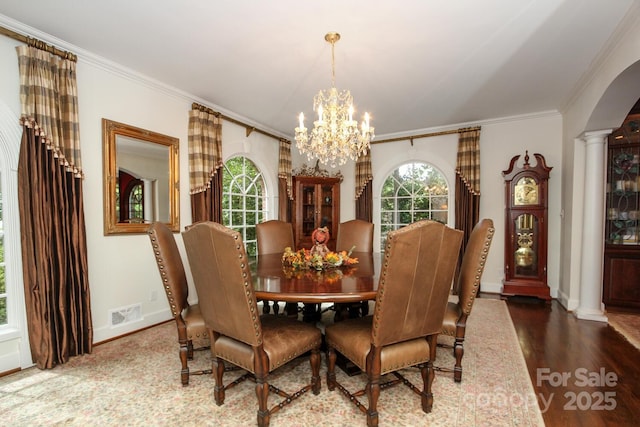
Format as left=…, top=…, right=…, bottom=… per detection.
left=0, top=1, right=636, bottom=139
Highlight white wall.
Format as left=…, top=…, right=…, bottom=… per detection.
left=0, top=30, right=283, bottom=364
left=0, top=16, right=573, bottom=373
left=361, top=114, right=562, bottom=295
left=76, top=61, right=281, bottom=343
left=560, top=2, right=640, bottom=310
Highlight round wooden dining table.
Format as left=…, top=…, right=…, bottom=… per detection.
left=250, top=251, right=380, bottom=304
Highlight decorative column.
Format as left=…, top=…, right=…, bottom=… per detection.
left=576, top=130, right=611, bottom=322
left=142, top=178, right=154, bottom=222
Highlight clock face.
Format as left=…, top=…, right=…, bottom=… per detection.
left=514, top=177, right=539, bottom=205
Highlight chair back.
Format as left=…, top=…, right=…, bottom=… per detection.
left=457, top=219, right=495, bottom=316
left=148, top=222, right=188, bottom=318
left=256, top=220, right=295, bottom=254
left=335, top=219, right=374, bottom=253
left=182, top=221, right=261, bottom=347
left=372, top=220, right=462, bottom=347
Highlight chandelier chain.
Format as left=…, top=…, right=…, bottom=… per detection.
left=330, top=38, right=336, bottom=87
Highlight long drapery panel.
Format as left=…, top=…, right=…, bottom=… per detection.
left=278, top=139, right=293, bottom=221
left=355, top=150, right=373, bottom=222
left=188, top=106, right=223, bottom=223
left=454, top=127, right=481, bottom=292
left=16, top=44, right=92, bottom=369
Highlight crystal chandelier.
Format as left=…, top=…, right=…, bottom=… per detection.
left=295, top=32, right=374, bottom=167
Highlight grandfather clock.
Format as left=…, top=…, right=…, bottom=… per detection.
left=502, top=151, right=552, bottom=300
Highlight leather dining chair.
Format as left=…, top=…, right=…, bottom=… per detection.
left=325, top=220, right=463, bottom=426
left=147, top=222, right=211, bottom=386
left=256, top=219, right=297, bottom=316
left=256, top=219, right=295, bottom=254
left=334, top=219, right=374, bottom=319
left=182, top=221, right=322, bottom=427
left=335, top=219, right=374, bottom=253
left=438, top=218, right=495, bottom=382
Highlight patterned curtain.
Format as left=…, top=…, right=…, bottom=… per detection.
left=188, top=106, right=223, bottom=223
left=278, top=139, right=293, bottom=221
left=454, top=127, right=481, bottom=291
left=16, top=44, right=92, bottom=369
left=355, top=150, right=373, bottom=222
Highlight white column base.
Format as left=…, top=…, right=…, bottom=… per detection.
left=575, top=308, right=608, bottom=323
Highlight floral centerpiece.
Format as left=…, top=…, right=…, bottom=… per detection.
left=282, top=247, right=358, bottom=271
left=282, top=226, right=358, bottom=270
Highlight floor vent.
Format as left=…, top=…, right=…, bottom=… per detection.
left=109, top=303, right=143, bottom=327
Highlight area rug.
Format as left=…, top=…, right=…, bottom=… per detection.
left=0, top=299, right=544, bottom=426
left=608, top=311, right=640, bottom=351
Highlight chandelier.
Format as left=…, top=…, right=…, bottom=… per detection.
left=295, top=32, right=374, bottom=167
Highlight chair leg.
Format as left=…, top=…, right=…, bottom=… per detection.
left=213, top=357, right=226, bottom=406
left=255, top=372, right=270, bottom=427
left=310, top=348, right=321, bottom=394
left=365, top=351, right=381, bottom=427
left=453, top=336, right=464, bottom=382
left=187, top=339, right=194, bottom=359
left=262, top=301, right=271, bottom=314
left=326, top=347, right=337, bottom=391
left=361, top=300, right=369, bottom=316
left=179, top=341, right=190, bottom=386
left=422, top=335, right=437, bottom=413
left=420, top=362, right=434, bottom=413
left=366, top=381, right=380, bottom=427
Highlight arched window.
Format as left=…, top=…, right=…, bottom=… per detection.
left=379, top=162, right=449, bottom=251
left=117, top=170, right=144, bottom=222
left=222, top=156, right=267, bottom=257
left=1, top=101, right=30, bottom=366
left=127, top=183, right=144, bottom=222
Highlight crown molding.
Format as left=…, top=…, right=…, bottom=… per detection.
left=0, top=13, right=289, bottom=140
left=375, top=110, right=561, bottom=142
left=560, top=1, right=640, bottom=114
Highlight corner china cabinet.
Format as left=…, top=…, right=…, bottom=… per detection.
left=502, top=151, right=552, bottom=301
left=292, top=173, right=341, bottom=250
left=603, top=112, right=640, bottom=311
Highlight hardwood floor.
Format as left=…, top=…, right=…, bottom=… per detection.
left=502, top=295, right=640, bottom=427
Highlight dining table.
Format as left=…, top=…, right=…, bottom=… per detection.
left=251, top=251, right=380, bottom=304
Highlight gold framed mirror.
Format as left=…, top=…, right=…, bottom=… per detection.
left=102, top=119, right=179, bottom=235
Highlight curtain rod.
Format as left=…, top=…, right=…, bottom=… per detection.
left=372, top=126, right=481, bottom=145
left=0, top=25, right=77, bottom=61
left=192, top=102, right=289, bottom=143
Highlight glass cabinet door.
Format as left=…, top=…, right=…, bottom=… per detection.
left=301, top=183, right=317, bottom=239
left=293, top=176, right=341, bottom=250
left=320, top=184, right=335, bottom=230
left=513, top=213, right=539, bottom=278
left=606, top=146, right=640, bottom=245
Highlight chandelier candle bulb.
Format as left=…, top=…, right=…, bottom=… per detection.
left=298, top=112, right=304, bottom=129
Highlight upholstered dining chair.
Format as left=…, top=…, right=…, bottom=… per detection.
left=335, top=219, right=374, bottom=253
left=256, top=219, right=297, bottom=316
left=182, top=221, right=322, bottom=427
left=325, top=220, right=463, bottom=426
left=256, top=219, right=295, bottom=254
left=147, top=222, right=211, bottom=386
left=438, top=218, right=495, bottom=382
left=334, top=219, right=375, bottom=318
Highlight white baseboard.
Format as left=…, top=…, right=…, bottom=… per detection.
left=93, top=308, right=172, bottom=344
left=480, top=281, right=502, bottom=294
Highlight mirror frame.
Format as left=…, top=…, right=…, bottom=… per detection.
left=102, top=118, right=180, bottom=235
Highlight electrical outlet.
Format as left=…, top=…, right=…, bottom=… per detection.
left=150, top=290, right=158, bottom=302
